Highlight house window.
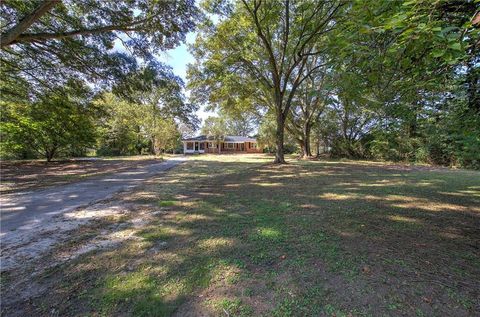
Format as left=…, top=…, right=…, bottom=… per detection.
left=226, top=143, right=234, bottom=149
left=199, top=142, right=205, bottom=150
left=251, top=143, right=257, bottom=149
left=186, top=142, right=193, bottom=150
left=208, top=142, right=216, bottom=148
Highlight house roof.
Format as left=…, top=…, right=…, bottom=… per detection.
left=182, top=135, right=257, bottom=142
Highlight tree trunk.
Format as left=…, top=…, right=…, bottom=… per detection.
left=151, top=136, right=160, bottom=155
left=295, top=138, right=305, bottom=157
left=45, top=147, right=56, bottom=162
left=301, top=122, right=312, bottom=158
left=316, top=135, right=321, bottom=157
left=466, top=57, right=479, bottom=113
left=300, top=140, right=311, bottom=158
left=274, top=111, right=286, bottom=164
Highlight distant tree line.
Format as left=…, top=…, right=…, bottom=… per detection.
left=1, top=62, right=198, bottom=161
left=1, top=0, right=478, bottom=169
left=1, top=0, right=199, bottom=161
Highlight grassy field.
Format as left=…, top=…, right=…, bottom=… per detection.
left=2, top=154, right=479, bottom=316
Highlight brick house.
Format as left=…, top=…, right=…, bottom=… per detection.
left=182, top=135, right=262, bottom=154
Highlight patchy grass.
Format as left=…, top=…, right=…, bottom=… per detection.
left=2, top=154, right=479, bottom=316
left=0, top=155, right=164, bottom=194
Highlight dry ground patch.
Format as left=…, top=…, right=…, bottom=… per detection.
left=1, top=154, right=479, bottom=316
left=0, top=155, right=165, bottom=194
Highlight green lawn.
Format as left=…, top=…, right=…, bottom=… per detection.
left=5, top=154, right=479, bottom=316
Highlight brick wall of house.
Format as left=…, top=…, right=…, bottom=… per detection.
left=190, top=141, right=262, bottom=153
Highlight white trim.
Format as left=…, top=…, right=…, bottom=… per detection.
left=183, top=141, right=205, bottom=153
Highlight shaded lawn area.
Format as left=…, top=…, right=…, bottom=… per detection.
left=0, top=155, right=164, bottom=194
left=3, top=154, right=479, bottom=316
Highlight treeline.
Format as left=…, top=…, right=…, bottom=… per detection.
left=1, top=1, right=479, bottom=168
left=1, top=1, right=199, bottom=161
left=189, top=0, right=480, bottom=168
left=1, top=63, right=197, bottom=161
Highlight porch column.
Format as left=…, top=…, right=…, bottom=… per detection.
left=183, top=142, right=186, bottom=154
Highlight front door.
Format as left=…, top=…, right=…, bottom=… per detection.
left=195, top=142, right=199, bottom=151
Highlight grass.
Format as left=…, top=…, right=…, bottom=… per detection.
left=2, top=154, right=479, bottom=316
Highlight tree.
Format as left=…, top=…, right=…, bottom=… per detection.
left=286, top=59, right=330, bottom=158
left=113, top=62, right=199, bottom=155
left=94, top=93, right=145, bottom=156
left=152, top=119, right=182, bottom=154
left=95, top=67, right=193, bottom=157
left=226, top=112, right=257, bottom=137
left=1, top=0, right=199, bottom=97
left=201, top=116, right=228, bottom=153
left=1, top=81, right=96, bottom=161
left=345, top=0, right=480, bottom=167
left=257, top=111, right=277, bottom=152
left=115, top=62, right=198, bottom=124
left=190, top=0, right=345, bottom=163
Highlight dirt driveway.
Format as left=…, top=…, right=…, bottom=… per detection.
left=0, top=156, right=164, bottom=194
left=0, top=156, right=186, bottom=271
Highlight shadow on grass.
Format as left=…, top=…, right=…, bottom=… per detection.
left=3, top=155, right=479, bottom=317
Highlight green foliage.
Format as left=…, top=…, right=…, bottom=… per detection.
left=258, top=111, right=297, bottom=154
left=1, top=82, right=96, bottom=161
left=201, top=110, right=257, bottom=139
left=201, top=116, right=228, bottom=143
left=1, top=1, right=198, bottom=161
left=190, top=0, right=346, bottom=162
left=317, top=0, right=480, bottom=168
left=95, top=94, right=145, bottom=156
left=1, top=0, right=478, bottom=168
left=1, top=0, right=199, bottom=98
left=95, top=93, right=183, bottom=156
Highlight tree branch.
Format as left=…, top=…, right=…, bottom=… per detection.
left=7, top=25, right=141, bottom=46
left=1, top=0, right=60, bottom=48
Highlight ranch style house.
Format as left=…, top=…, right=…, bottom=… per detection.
left=182, top=135, right=262, bottom=154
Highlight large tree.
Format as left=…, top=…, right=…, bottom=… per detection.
left=1, top=0, right=199, bottom=96
left=100, top=62, right=198, bottom=155
left=190, top=0, right=345, bottom=163
left=320, top=0, right=480, bottom=166
left=1, top=80, right=97, bottom=161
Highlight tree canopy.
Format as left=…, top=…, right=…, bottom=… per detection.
left=189, top=0, right=346, bottom=163
left=1, top=0, right=199, bottom=161
left=1, top=0, right=199, bottom=97
left=1, top=0, right=479, bottom=168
